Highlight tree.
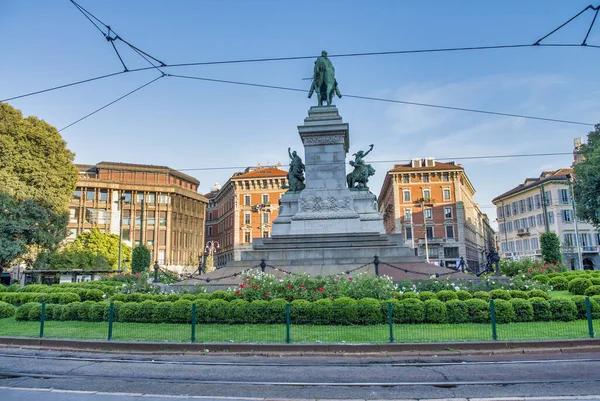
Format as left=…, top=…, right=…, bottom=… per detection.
left=66, top=228, right=131, bottom=270
left=131, top=245, right=151, bottom=273
left=47, top=248, right=110, bottom=271
left=0, top=193, right=68, bottom=271
left=573, top=123, right=600, bottom=227
left=541, top=232, right=562, bottom=264
left=0, top=103, right=78, bottom=213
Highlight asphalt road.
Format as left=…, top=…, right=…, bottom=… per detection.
left=1, top=348, right=600, bottom=400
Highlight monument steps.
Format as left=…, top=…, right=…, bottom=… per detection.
left=254, top=232, right=400, bottom=250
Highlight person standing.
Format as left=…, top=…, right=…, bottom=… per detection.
left=458, top=256, right=466, bottom=273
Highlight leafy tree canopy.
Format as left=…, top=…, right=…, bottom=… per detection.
left=0, top=193, right=68, bottom=270
left=131, top=245, right=151, bottom=273
left=574, top=123, right=600, bottom=227
left=66, top=228, right=132, bottom=271
left=0, top=103, right=78, bottom=212
left=541, top=232, right=562, bottom=265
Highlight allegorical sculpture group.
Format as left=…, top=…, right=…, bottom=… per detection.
left=283, top=50, right=375, bottom=193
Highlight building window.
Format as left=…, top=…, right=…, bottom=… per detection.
left=531, top=237, right=540, bottom=250
left=404, top=209, right=412, bottom=221
left=73, top=190, right=81, bottom=201
left=528, top=216, right=536, bottom=227
left=405, top=227, right=412, bottom=240
left=263, top=212, right=269, bottom=223
left=423, top=174, right=430, bottom=183
left=558, top=189, right=570, bottom=205
left=497, top=206, right=504, bottom=219
left=159, top=212, right=166, bottom=226
left=122, top=229, right=130, bottom=241
left=245, top=195, right=251, bottom=205
left=534, top=194, right=541, bottom=209
left=208, top=226, right=212, bottom=236
left=425, top=208, right=432, bottom=219
left=536, top=213, right=543, bottom=226
left=506, top=221, right=513, bottom=232
left=208, top=212, right=213, bottom=221
left=519, top=200, right=526, bottom=214
left=262, top=194, right=269, bottom=204
left=245, top=213, right=251, bottom=225
left=547, top=211, right=555, bottom=224
left=444, top=247, right=459, bottom=258
left=499, top=223, right=505, bottom=233
left=504, top=204, right=511, bottom=217
left=99, top=190, right=108, bottom=203
left=426, top=226, right=434, bottom=239
left=403, top=175, right=410, bottom=183
left=445, top=225, right=454, bottom=239
left=86, top=190, right=95, bottom=202
left=442, top=173, right=449, bottom=182
left=97, top=210, right=107, bottom=225
left=84, top=208, right=96, bottom=224
left=69, top=208, right=78, bottom=223
left=147, top=193, right=156, bottom=204
left=526, top=197, right=533, bottom=211
left=423, top=189, right=431, bottom=199
left=123, top=191, right=132, bottom=203
left=514, top=219, right=521, bottom=230
left=135, top=212, right=141, bottom=226
left=512, top=202, right=518, bottom=216
left=403, top=190, right=411, bottom=202
left=122, top=210, right=131, bottom=226
left=564, top=233, right=575, bottom=247
left=263, top=231, right=269, bottom=238
left=544, top=190, right=552, bottom=205
left=244, top=231, right=251, bottom=243
left=561, top=209, right=574, bottom=222
left=159, top=194, right=169, bottom=204
left=442, top=188, right=451, bottom=200
left=147, top=211, right=155, bottom=226
left=444, top=207, right=452, bottom=219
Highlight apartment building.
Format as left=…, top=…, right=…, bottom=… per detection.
left=204, top=164, right=288, bottom=266
left=492, top=168, right=599, bottom=270
left=379, top=158, right=495, bottom=270
left=68, top=162, right=208, bottom=271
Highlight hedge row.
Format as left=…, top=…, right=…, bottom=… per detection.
left=398, top=289, right=550, bottom=302
left=9, top=296, right=600, bottom=325
left=0, top=292, right=82, bottom=305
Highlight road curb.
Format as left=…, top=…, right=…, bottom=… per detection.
left=1, top=336, right=599, bottom=356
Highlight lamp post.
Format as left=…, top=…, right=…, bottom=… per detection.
left=205, top=240, right=220, bottom=272
left=153, top=260, right=159, bottom=283
left=116, top=195, right=126, bottom=272
left=566, top=174, right=584, bottom=270
left=416, top=198, right=430, bottom=264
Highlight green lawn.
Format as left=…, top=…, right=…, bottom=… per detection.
left=0, top=318, right=596, bottom=344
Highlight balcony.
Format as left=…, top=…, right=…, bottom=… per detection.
left=417, top=237, right=444, bottom=245
left=583, top=246, right=599, bottom=253
left=516, top=228, right=530, bottom=236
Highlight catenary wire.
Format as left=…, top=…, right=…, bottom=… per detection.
left=58, top=74, right=165, bottom=132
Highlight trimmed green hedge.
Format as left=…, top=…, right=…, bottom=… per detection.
left=11, top=297, right=599, bottom=325
left=568, top=278, right=593, bottom=295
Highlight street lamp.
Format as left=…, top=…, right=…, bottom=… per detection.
left=566, top=174, right=584, bottom=270
left=415, top=198, right=432, bottom=264
left=116, top=195, right=126, bottom=272
left=153, top=260, right=159, bottom=283
left=205, top=240, right=220, bottom=272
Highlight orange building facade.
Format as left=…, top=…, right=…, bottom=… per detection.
left=378, top=158, right=495, bottom=270
left=68, top=162, right=208, bottom=271
left=204, top=164, right=288, bottom=266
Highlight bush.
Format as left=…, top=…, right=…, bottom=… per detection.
left=591, top=278, right=600, bottom=286
left=510, top=298, right=533, bottom=322
left=455, top=290, right=472, bottom=301
left=393, top=298, right=424, bottom=324
left=532, top=274, right=550, bottom=284
left=152, top=301, right=174, bottom=323
left=436, top=290, right=458, bottom=302
left=418, top=291, right=436, bottom=302
left=170, top=300, right=193, bottom=323
left=527, top=290, right=550, bottom=300
left=568, top=278, right=593, bottom=295
left=45, top=304, right=63, bottom=321
left=423, top=299, right=447, bottom=323
left=58, top=293, right=80, bottom=304
left=0, top=301, right=16, bottom=318
left=584, top=285, right=600, bottom=297
left=529, top=297, right=552, bottom=321
left=88, top=302, right=108, bottom=322
left=207, top=299, right=230, bottom=324
left=571, top=296, right=600, bottom=319
left=119, top=302, right=141, bottom=322
left=28, top=303, right=44, bottom=321
left=549, top=277, right=569, bottom=291
left=492, top=299, right=515, bottom=323
left=399, top=292, right=419, bottom=300
left=84, top=289, right=104, bottom=302
left=473, top=291, right=491, bottom=302
left=549, top=298, right=577, bottom=321
left=508, top=290, right=528, bottom=299
left=229, top=299, right=250, bottom=324
left=136, top=300, right=158, bottom=323
left=445, top=300, right=468, bottom=324
left=290, top=299, right=313, bottom=324
left=210, top=290, right=232, bottom=301
left=490, top=290, right=512, bottom=300
left=332, top=297, right=358, bottom=325
left=15, top=303, right=38, bottom=321
left=465, top=299, right=490, bottom=323
left=357, top=298, right=383, bottom=325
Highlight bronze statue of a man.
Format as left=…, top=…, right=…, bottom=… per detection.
left=283, top=147, right=306, bottom=192
left=308, top=50, right=342, bottom=106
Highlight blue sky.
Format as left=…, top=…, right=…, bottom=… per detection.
left=2, top=1, right=600, bottom=226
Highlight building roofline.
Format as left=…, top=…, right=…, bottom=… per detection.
left=492, top=172, right=571, bottom=203
left=89, top=161, right=200, bottom=185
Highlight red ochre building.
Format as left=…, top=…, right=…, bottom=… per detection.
left=204, top=164, right=288, bottom=267
left=378, top=158, right=495, bottom=270
left=68, top=162, right=208, bottom=272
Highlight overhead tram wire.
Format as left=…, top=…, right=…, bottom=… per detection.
left=58, top=74, right=165, bottom=132
left=169, top=73, right=594, bottom=126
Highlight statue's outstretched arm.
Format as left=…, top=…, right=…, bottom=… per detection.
left=363, top=144, right=374, bottom=157
left=288, top=148, right=293, bottom=159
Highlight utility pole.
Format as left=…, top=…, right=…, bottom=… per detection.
left=567, top=174, right=584, bottom=270
left=417, top=198, right=430, bottom=263
left=117, top=195, right=126, bottom=272
left=500, top=200, right=508, bottom=253
left=540, top=182, right=550, bottom=233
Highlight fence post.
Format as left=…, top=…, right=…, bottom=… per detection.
left=285, top=303, right=291, bottom=344
left=585, top=297, right=595, bottom=339
left=374, top=256, right=380, bottom=276
left=387, top=301, right=394, bottom=343
left=39, top=302, right=46, bottom=338
left=191, top=303, right=197, bottom=343
left=490, top=299, right=497, bottom=341
left=107, top=302, right=114, bottom=341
